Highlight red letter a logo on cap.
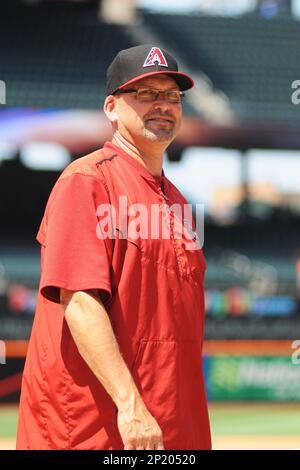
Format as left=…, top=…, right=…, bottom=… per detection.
left=143, top=47, right=168, bottom=68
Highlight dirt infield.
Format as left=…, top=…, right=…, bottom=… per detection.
left=1, top=436, right=299, bottom=450
left=213, top=435, right=300, bottom=450
left=0, top=438, right=15, bottom=450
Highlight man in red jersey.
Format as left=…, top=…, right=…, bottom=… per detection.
left=17, top=45, right=211, bottom=450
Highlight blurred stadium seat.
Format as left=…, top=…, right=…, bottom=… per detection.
left=143, top=12, right=300, bottom=124
left=0, top=1, right=135, bottom=108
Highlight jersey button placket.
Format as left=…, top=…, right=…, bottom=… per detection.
left=157, top=185, right=185, bottom=277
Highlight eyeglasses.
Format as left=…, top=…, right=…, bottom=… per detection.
left=114, top=87, right=185, bottom=103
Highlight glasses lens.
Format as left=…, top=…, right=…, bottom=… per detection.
left=166, top=90, right=183, bottom=103
left=136, top=89, right=158, bottom=101
left=135, top=88, right=184, bottom=103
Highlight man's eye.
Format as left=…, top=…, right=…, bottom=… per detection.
left=167, top=91, right=180, bottom=102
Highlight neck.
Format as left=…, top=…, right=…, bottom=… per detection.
left=112, top=131, right=165, bottom=177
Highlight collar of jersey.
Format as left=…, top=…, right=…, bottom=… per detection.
left=104, top=141, right=165, bottom=186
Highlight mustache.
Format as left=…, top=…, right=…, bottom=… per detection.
left=143, top=111, right=176, bottom=123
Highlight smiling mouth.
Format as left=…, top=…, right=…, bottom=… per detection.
left=146, top=118, right=174, bottom=124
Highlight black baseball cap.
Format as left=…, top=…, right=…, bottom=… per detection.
left=106, top=44, right=194, bottom=96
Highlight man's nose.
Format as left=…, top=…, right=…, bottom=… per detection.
left=153, top=100, right=171, bottom=113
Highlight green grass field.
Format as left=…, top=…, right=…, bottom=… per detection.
left=209, top=402, right=300, bottom=435
left=0, top=406, right=18, bottom=438
left=1, top=402, right=300, bottom=449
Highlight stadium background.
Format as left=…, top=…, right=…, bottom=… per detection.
left=1, top=0, right=300, bottom=450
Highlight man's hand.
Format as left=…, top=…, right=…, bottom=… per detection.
left=118, top=404, right=164, bottom=450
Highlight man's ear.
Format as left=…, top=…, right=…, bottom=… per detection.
left=103, top=95, right=118, bottom=124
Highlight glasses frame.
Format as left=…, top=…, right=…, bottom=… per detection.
left=114, top=87, right=185, bottom=103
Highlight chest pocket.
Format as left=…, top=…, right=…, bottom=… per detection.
left=114, top=199, right=206, bottom=279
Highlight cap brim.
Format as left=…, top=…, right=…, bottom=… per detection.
left=118, top=71, right=194, bottom=92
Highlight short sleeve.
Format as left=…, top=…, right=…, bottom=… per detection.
left=38, top=173, right=113, bottom=304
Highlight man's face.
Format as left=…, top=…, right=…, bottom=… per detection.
left=111, top=74, right=183, bottom=145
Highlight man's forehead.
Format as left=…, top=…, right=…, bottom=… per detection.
left=125, top=74, right=179, bottom=89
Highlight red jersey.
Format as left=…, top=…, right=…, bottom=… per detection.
left=17, top=142, right=211, bottom=450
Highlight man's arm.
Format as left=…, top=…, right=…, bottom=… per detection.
left=60, top=288, right=164, bottom=450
